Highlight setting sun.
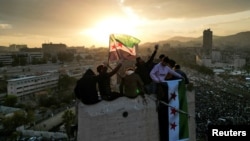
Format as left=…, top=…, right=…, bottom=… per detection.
left=80, top=16, right=140, bottom=46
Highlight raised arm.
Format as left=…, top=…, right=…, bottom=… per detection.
left=108, top=62, right=122, bottom=77
left=146, top=44, right=158, bottom=64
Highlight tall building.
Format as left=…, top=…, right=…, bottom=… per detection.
left=203, top=29, right=213, bottom=50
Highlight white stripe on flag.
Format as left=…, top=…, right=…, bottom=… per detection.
left=166, top=80, right=188, bottom=141
left=166, top=80, right=181, bottom=141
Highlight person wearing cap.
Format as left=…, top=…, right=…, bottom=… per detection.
left=119, top=67, right=144, bottom=98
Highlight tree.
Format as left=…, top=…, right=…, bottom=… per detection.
left=58, top=74, right=77, bottom=90
left=62, top=110, right=76, bottom=139
left=2, top=111, right=27, bottom=135
left=4, top=95, right=17, bottom=107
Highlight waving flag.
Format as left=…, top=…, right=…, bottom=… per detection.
left=109, top=34, right=140, bottom=61
left=159, top=80, right=189, bottom=141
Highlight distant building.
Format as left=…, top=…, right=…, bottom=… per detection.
left=197, top=29, right=246, bottom=70
left=7, top=72, right=59, bottom=101
left=196, top=55, right=212, bottom=67
left=0, top=52, right=13, bottom=65
left=203, top=29, right=213, bottom=51
left=42, top=43, right=67, bottom=55
left=0, top=52, right=44, bottom=66
left=233, top=56, right=246, bottom=68
left=27, top=52, right=44, bottom=64
left=211, top=50, right=221, bottom=62
left=9, top=44, right=28, bottom=52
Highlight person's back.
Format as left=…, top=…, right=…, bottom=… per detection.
left=96, top=70, right=111, bottom=97
left=74, top=69, right=100, bottom=105
left=174, top=64, right=189, bottom=84
left=135, top=61, right=152, bottom=84
left=120, top=68, right=144, bottom=98
left=97, top=63, right=122, bottom=100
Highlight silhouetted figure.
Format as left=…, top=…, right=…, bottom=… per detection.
left=120, top=67, right=145, bottom=98
left=135, top=44, right=158, bottom=94
left=97, top=62, right=123, bottom=101
left=74, top=69, right=100, bottom=105
left=174, top=64, right=189, bottom=84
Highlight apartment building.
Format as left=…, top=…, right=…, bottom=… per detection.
left=0, top=52, right=44, bottom=66
left=7, top=71, right=59, bottom=100
left=0, top=52, right=13, bottom=65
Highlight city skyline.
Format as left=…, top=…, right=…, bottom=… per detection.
left=0, top=0, right=250, bottom=48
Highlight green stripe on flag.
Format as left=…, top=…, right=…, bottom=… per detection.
left=178, top=80, right=189, bottom=139
left=113, top=34, right=140, bottom=48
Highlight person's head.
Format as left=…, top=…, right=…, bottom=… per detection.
left=97, top=65, right=108, bottom=74
left=161, top=57, right=170, bottom=66
left=168, top=59, right=176, bottom=68
left=174, top=64, right=181, bottom=70
left=159, top=54, right=165, bottom=61
left=82, top=68, right=95, bottom=77
left=85, top=69, right=95, bottom=75
left=136, top=57, right=145, bottom=65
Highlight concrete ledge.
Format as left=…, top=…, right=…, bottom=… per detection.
left=77, top=95, right=159, bottom=141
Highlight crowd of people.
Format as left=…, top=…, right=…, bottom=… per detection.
left=74, top=44, right=189, bottom=104
left=195, top=78, right=250, bottom=140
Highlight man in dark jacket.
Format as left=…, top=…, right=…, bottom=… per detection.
left=96, top=62, right=123, bottom=101
left=174, top=64, right=189, bottom=84
left=135, top=44, right=158, bottom=94
left=74, top=69, right=100, bottom=105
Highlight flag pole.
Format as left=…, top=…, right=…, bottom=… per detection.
left=108, top=34, right=122, bottom=78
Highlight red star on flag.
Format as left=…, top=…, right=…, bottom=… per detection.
left=170, top=107, right=178, bottom=115
left=170, top=122, right=177, bottom=130
left=111, top=44, right=116, bottom=50
left=117, top=42, right=123, bottom=48
left=170, top=92, right=177, bottom=100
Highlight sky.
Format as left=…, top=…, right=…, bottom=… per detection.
left=0, top=0, right=250, bottom=48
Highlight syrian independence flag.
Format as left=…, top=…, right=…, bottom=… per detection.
left=163, top=80, right=189, bottom=141
left=109, top=34, right=140, bottom=61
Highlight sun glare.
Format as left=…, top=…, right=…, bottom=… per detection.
left=80, top=17, right=139, bottom=46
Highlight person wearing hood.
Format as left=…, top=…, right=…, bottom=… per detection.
left=74, top=68, right=100, bottom=105
left=119, top=67, right=145, bottom=98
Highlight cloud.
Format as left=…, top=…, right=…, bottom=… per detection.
left=0, top=0, right=124, bottom=36
left=122, top=0, right=250, bottom=19
left=0, top=24, right=12, bottom=29
left=0, top=0, right=250, bottom=47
